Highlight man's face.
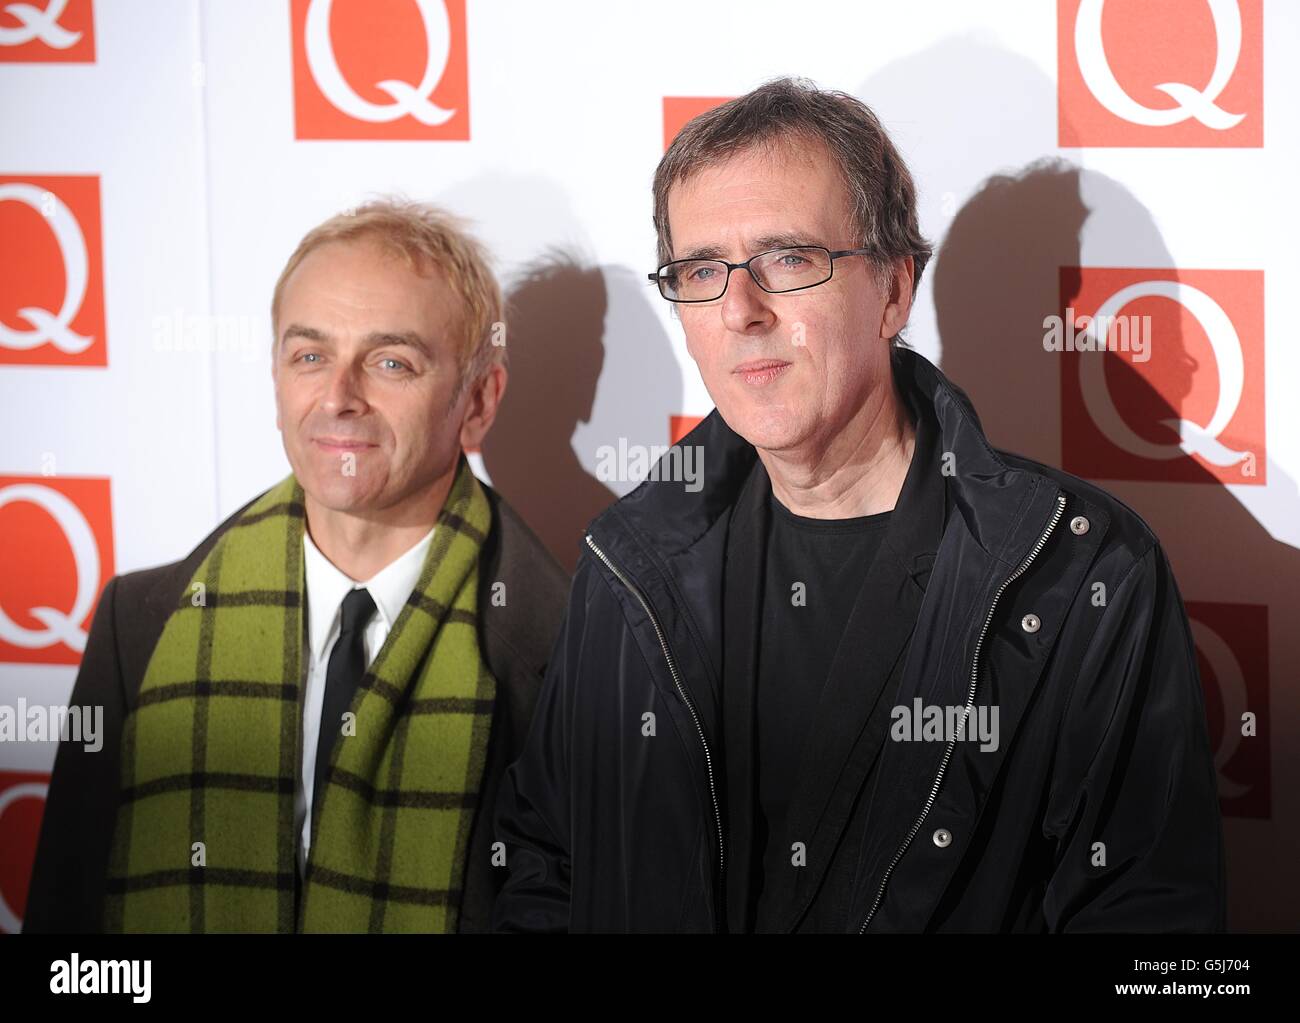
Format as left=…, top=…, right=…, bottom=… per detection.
left=666, top=139, right=908, bottom=454
left=272, top=237, right=471, bottom=517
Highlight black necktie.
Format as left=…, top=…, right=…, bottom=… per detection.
left=313, top=587, right=377, bottom=823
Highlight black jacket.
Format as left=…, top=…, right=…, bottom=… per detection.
left=491, top=347, right=1227, bottom=933
left=24, top=481, right=569, bottom=934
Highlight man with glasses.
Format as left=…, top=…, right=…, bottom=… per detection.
left=493, top=78, right=1225, bottom=933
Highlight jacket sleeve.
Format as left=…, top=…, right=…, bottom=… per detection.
left=490, top=559, right=592, bottom=933
left=22, top=575, right=127, bottom=934
left=1042, top=542, right=1227, bottom=932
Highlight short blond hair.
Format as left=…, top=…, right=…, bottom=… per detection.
left=271, top=197, right=505, bottom=398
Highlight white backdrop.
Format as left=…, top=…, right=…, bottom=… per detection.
left=1, top=0, right=1297, bottom=932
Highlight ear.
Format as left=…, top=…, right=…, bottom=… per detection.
left=880, top=255, right=915, bottom=341
left=458, top=361, right=508, bottom=452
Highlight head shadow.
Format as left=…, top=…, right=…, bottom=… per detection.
left=481, top=250, right=683, bottom=573
left=861, top=38, right=1300, bottom=931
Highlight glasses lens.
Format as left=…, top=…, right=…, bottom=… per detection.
left=750, top=247, right=832, bottom=293
left=659, top=259, right=729, bottom=302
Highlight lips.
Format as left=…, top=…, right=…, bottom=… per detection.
left=733, top=359, right=791, bottom=385
left=313, top=437, right=376, bottom=451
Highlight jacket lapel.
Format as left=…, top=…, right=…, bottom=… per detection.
left=839, top=351, right=1076, bottom=931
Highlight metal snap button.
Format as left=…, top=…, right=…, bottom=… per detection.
left=1021, top=613, right=1041, bottom=633
left=932, top=828, right=952, bottom=848
left=1070, top=515, right=1090, bottom=535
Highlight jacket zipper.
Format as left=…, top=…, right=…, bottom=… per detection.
left=857, top=491, right=1066, bottom=933
left=584, top=534, right=726, bottom=888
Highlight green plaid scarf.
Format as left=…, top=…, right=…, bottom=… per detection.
left=104, top=454, right=496, bottom=933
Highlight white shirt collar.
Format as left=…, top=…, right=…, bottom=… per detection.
left=302, top=524, right=437, bottom=665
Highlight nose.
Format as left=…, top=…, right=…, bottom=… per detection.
left=720, top=266, right=777, bottom=335
left=320, top=360, right=367, bottom=416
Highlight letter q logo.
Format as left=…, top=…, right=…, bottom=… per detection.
left=0, top=772, right=48, bottom=935
left=0, top=175, right=107, bottom=367
left=1057, top=0, right=1262, bottom=147
left=0, top=0, right=95, bottom=63
left=1185, top=601, right=1270, bottom=820
left=291, top=0, right=470, bottom=140
left=0, top=476, right=114, bottom=665
left=1059, top=267, right=1265, bottom=486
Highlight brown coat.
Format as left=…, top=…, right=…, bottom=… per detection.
left=23, top=481, right=570, bottom=933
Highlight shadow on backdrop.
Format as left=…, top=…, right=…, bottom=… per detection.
left=482, top=252, right=684, bottom=574
left=862, top=42, right=1300, bottom=932
left=482, top=251, right=614, bottom=574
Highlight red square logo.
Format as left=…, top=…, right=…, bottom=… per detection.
left=1186, top=601, right=1269, bottom=820
left=1058, top=267, right=1264, bottom=484
left=0, top=476, right=114, bottom=665
left=0, top=175, right=107, bottom=367
left=662, top=97, right=731, bottom=152
left=670, top=414, right=704, bottom=446
left=0, top=771, right=48, bottom=934
left=1057, top=0, right=1262, bottom=147
left=290, top=0, right=470, bottom=141
left=0, top=0, right=95, bottom=63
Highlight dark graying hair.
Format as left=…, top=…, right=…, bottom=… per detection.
left=652, top=77, right=932, bottom=344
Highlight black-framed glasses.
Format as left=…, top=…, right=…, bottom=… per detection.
left=648, top=245, right=876, bottom=303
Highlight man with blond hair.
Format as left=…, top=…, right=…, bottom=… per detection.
left=26, top=199, right=569, bottom=933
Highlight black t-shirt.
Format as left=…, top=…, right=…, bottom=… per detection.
left=751, top=488, right=892, bottom=918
